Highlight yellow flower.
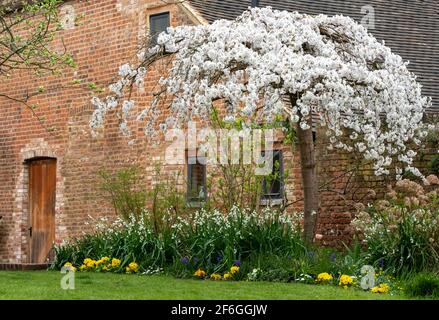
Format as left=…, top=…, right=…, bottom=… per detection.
left=63, top=262, right=76, bottom=272
left=79, top=264, right=87, bottom=271
left=128, top=262, right=139, bottom=273
left=316, top=272, right=333, bottom=282
left=95, top=259, right=103, bottom=267
left=101, top=256, right=110, bottom=263
left=194, top=269, right=206, bottom=278
left=223, top=272, right=231, bottom=280
left=210, top=273, right=222, bottom=280
left=111, top=258, right=121, bottom=268
left=102, top=265, right=109, bottom=271
left=83, top=258, right=92, bottom=265
left=371, top=283, right=390, bottom=294
left=339, top=275, right=353, bottom=287
left=230, top=266, right=240, bottom=274
left=86, top=260, right=96, bottom=268
left=125, top=266, right=131, bottom=273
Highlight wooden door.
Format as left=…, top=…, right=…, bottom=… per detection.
left=28, top=159, right=56, bottom=263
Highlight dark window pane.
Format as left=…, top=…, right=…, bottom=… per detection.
left=187, top=157, right=206, bottom=203
left=149, top=12, right=170, bottom=45
left=262, top=150, right=283, bottom=199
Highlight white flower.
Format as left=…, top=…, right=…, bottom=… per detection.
left=118, top=63, right=133, bottom=77
left=90, top=7, right=431, bottom=177
left=122, top=100, right=134, bottom=116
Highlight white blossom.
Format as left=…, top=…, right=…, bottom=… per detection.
left=90, top=7, right=433, bottom=177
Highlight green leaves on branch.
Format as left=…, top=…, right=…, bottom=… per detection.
left=0, top=0, right=75, bottom=78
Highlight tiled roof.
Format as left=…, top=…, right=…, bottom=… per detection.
left=189, top=0, right=439, bottom=113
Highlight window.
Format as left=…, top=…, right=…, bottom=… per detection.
left=261, top=150, right=284, bottom=200
left=187, top=156, right=207, bottom=205
left=149, top=12, right=170, bottom=46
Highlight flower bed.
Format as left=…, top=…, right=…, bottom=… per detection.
left=52, top=177, right=439, bottom=296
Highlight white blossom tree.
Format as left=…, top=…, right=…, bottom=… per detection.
left=90, top=7, right=432, bottom=242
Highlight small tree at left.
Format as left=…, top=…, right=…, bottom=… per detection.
left=0, top=0, right=75, bottom=124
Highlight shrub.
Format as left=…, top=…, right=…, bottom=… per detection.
left=405, top=273, right=439, bottom=298
left=352, top=177, right=439, bottom=275
left=98, top=166, right=147, bottom=220
left=99, top=166, right=188, bottom=232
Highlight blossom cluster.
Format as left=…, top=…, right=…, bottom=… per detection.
left=90, top=7, right=432, bottom=178
left=352, top=176, right=439, bottom=243
left=168, top=205, right=303, bottom=240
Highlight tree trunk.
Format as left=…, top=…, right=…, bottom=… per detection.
left=290, top=94, right=319, bottom=243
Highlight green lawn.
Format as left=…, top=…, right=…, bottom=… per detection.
left=0, top=271, right=408, bottom=300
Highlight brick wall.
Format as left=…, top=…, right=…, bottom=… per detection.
left=0, top=0, right=198, bottom=263
left=314, top=126, right=438, bottom=247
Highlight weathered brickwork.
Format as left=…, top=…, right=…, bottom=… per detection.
left=0, top=0, right=200, bottom=262
left=0, top=0, right=436, bottom=262
left=314, top=127, right=437, bottom=247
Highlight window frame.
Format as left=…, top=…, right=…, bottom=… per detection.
left=149, top=11, right=170, bottom=46
left=186, top=155, right=207, bottom=207
left=261, top=149, right=284, bottom=202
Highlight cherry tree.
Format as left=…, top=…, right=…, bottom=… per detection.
left=90, top=7, right=432, bottom=242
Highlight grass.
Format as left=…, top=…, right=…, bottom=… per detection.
left=0, top=271, right=407, bottom=300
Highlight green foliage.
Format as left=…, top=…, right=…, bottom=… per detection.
left=51, top=207, right=306, bottom=277
left=0, top=0, right=75, bottom=78
left=147, top=168, right=188, bottom=234
left=405, top=273, right=439, bottom=298
left=206, top=163, right=265, bottom=212
left=98, top=165, right=188, bottom=231
left=87, top=82, right=97, bottom=90
left=244, top=254, right=297, bottom=282
left=0, top=271, right=404, bottom=300
left=98, top=166, right=147, bottom=221
left=352, top=179, right=439, bottom=276
left=52, top=214, right=168, bottom=271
